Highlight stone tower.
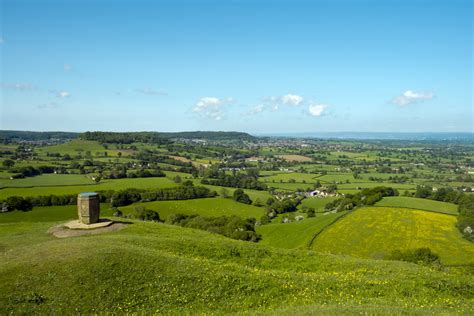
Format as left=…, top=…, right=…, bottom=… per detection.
left=77, top=192, right=100, bottom=224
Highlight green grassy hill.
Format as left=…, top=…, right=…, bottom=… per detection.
left=311, top=207, right=474, bottom=265
left=375, top=196, right=459, bottom=215
left=1, top=219, right=473, bottom=314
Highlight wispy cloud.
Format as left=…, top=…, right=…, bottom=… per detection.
left=0, top=37, right=4, bottom=44
left=266, top=94, right=304, bottom=107
left=308, top=104, right=328, bottom=117
left=246, top=104, right=265, bottom=116
left=64, top=64, right=73, bottom=72
left=136, top=88, right=167, bottom=96
left=1, top=83, right=36, bottom=91
left=38, top=102, right=59, bottom=110
left=56, top=91, right=71, bottom=98
left=193, top=97, right=234, bottom=121
left=392, top=90, right=434, bottom=106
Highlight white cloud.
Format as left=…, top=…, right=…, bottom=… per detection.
left=392, top=90, right=434, bottom=106
left=281, top=94, right=304, bottom=106
left=308, top=104, right=328, bottom=117
left=264, top=94, right=304, bottom=109
left=193, top=97, right=233, bottom=120
left=57, top=91, right=71, bottom=98
left=0, top=37, right=4, bottom=44
left=64, top=64, right=72, bottom=71
left=137, top=88, right=167, bottom=96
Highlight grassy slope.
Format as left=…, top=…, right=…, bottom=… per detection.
left=375, top=196, right=458, bottom=215
left=1, top=220, right=473, bottom=314
left=299, top=197, right=338, bottom=212
left=119, top=197, right=265, bottom=220
left=0, top=174, right=94, bottom=188
left=311, top=207, right=474, bottom=265
left=257, top=212, right=347, bottom=249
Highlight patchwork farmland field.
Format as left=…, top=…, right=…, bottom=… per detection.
left=375, top=196, right=459, bottom=215
left=311, top=207, right=474, bottom=265
left=276, top=154, right=313, bottom=162
left=1, top=131, right=474, bottom=314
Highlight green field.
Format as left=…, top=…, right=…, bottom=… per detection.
left=257, top=211, right=347, bottom=249
left=317, top=173, right=354, bottom=183
left=36, top=140, right=107, bottom=155
left=266, top=182, right=314, bottom=191
left=1, top=219, right=473, bottom=314
left=375, top=197, right=459, bottom=215
left=0, top=177, right=177, bottom=199
left=299, top=197, right=338, bottom=212
left=0, top=174, right=94, bottom=188
left=260, top=172, right=320, bottom=183
left=119, top=197, right=265, bottom=220
left=336, top=182, right=416, bottom=190
left=311, top=207, right=474, bottom=265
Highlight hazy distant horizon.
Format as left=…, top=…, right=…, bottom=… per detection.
left=1, top=129, right=473, bottom=141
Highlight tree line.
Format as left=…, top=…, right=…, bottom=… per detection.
left=0, top=182, right=216, bottom=212
left=325, top=186, right=399, bottom=212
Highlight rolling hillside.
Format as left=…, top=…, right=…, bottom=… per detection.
left=1, top=219, right=473, bottom=314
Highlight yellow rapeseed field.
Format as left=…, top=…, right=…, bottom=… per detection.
left=311, top=207, right=474, bottom=265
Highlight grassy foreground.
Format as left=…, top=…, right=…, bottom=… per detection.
left=1, top=220, right=473, bottom=314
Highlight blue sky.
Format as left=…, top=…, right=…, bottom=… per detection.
left=0, top=0, right=472, bottom=133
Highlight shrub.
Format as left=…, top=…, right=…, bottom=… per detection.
left=388, top=247, right=441, bottom=266
left=233, top=189, right=252, bottom=205
left=168, top=214, right=260, bottom=242
left=133, top=207, right=160, bottom=222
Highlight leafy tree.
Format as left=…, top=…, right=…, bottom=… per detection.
left=5, top=196, right=33, bottom=212
left=173, top=175, right=182, bottom=183
left=219, top=187, right=229, bottom=198
left=2, top=159, right=15, bottom=168
left=233, top=189, right=252, bottom=205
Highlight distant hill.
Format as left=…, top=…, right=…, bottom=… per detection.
left=0, top=130, right=256, bottom=144
left=0, top=130, right=79, bottom=142
left=80, top=131, right=256, bottom=144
